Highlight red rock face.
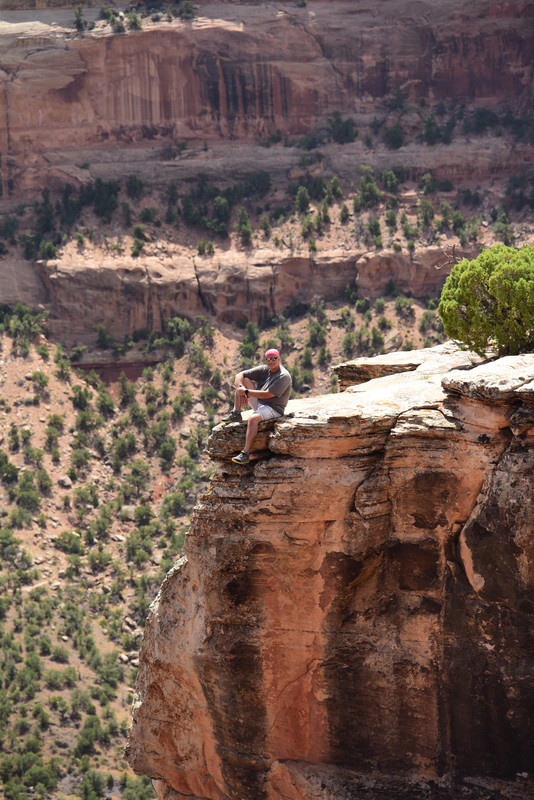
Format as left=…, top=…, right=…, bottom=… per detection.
left=125, top=347, right=534, bottom=800
left=33, top=247, right=457, bottom=345
left=1, top=0, right=533, bottom=195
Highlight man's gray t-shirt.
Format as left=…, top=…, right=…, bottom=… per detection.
left=243, top=364, right=292, bottom=415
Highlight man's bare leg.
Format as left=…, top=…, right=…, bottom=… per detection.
left=244, top=412, right=261, bottom=453
left=234, top=377, right=255, bottom=412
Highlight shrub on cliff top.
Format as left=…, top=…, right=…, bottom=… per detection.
left=127, top=12, right=142, bottom=30
left=438, top=244, right=534, bottom=356
left=93, top=179, right=119, bottom=223
left=74, top=4, right=85, bottom=31
left=176, top=1, right=195, bottom=20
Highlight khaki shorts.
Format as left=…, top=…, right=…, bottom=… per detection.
left=249, top=396, right=281, bottom=421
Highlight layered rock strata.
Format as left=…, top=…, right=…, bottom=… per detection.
left=34, top=245, right=460, bottom=344
left=332, top=341, right=478, bottom=391
left=126, top=345, right=534, bottom=800
left=1, top=0, right=532, bottom=342
left=1, top=0, right=534, bottom=196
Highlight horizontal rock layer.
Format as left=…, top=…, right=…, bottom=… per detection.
left=31, top=245, right=461, bottom=344
left=0, top=0, right=532, bottom=341
left=332, top=341, right=481, bottom=390
left=126, top=345, right=534, bottom=800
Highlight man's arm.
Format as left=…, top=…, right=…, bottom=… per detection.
left=246, top=389, right=275, bottom=399
left=236, top=379, right=275, bottom=401
left=235, top=369, right=275, bottom=400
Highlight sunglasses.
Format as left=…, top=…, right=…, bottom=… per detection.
left=266, top=356, right=279, bottom=361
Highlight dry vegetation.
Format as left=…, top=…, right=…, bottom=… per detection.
left=0, top=290, right=442, bottom=799
left=2, top=108, right=533, bottom=270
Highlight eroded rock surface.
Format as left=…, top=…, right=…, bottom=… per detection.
left=1, top=0, right=532, bottom=339
left=36, top=246, right=460, bottom=344
left=332, top=340, right=482, bottom=390
left=125, top=346, right=534, bottom=800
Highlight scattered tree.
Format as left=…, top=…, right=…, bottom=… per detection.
left=383, top=123, right=404, bottom=150
left=295, top=186, right=310, bottom=214
left=74, top=4, right=85, bottom=31
left=439, top=244, right=534, bottom=356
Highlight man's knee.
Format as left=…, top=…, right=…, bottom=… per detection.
left=242, top=377, right=255, bottom=389
left=248, top=412, right=261, bottom=427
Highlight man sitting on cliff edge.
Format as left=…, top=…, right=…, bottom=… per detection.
left=221, top=348, right=292, bottom=464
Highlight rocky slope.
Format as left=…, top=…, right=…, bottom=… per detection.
left=1, top=299, right=400, bottom=798
left=126, top=343, right=534, bottom=800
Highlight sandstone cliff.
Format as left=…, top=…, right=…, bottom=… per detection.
left=31, top=245, right=460, bottom=344
left=1, top=0, right=533, bottom=342
left=1, top=0, right=533, bottom=197
left=125, top=343, right=534, bottom=800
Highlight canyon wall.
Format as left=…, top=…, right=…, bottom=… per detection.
left=1, top=0, right=534, bottom=197
left=1, top=0, right=532, bottom=341
left=126, top=344, right=534, bottom=800
left=30, top=245, right=460, bottom=344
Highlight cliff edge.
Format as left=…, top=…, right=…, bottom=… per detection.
left=125, top=343, right=534, bottom=800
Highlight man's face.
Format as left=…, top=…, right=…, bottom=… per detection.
left=265, top=354, right=280, bottom=372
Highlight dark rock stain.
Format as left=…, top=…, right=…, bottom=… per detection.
left=389, top=541, right=439, bottom=592
left=195, top=539, right=269, bottom=799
